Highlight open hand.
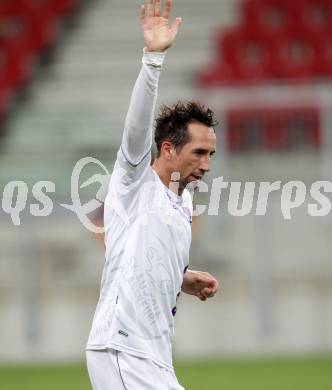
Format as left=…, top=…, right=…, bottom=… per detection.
left=182, top=270, right=219, bottom=301
left=140, top=0, right=182, bottom=52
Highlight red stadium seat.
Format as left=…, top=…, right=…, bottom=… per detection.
left=226, top=129, right=241, bottom=152
left=0, top=46, right=34, bottom=91
left=272, top=30, right=317, bottom=81
left=307, top=128, right=321, bottom=149
left=220, top=26, right=274, bottom=83
left=227, top=109, right=265, bottom=151
left=197, top=62, right=234, bottom=87
left=226, top=111, right=247, bottom=152
left=299, top=0, right=332, bottom=38
left=0, top=19, right=34, bottom=90
left=263, top=128, right=290, bottom=150
left=286, top=107, right=320, bottom=149
left=49, top=0, right=80, bottom=17
left=227, top=129, right=246, bottom=152
left=0, top=0, right=59, bottom=54
left=0, top=0, right=47, bottom=17
left=303, top=108, right=321, bottom=149
left=315, top=35, right=332, bottom=77
left=242, top=0, right=296, bottom=37
left=261, top=109, right=290, bottom=150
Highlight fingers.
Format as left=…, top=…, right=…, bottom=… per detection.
left=198, top=271, right=220, bottom=294
left=201, top=287, right=215, bottom=298
left=197, top=292, right=207, bottom=301
left=155, top=0, right=161, bottom=17
left=199, top=281, right=219, bottom=300
left=210, top=278, right=219, bottom=295
left=170, top=17, right=182, bottom=35
left=143, top=0, right=180, bottom=27
left=147, top=0, right=155, bottom=17
left=192, top=271, right=220, bottom=302
left=196, top=287, right=213, bottom=301
left=140, top=4, right=145, bottom=21
left=163, top=0, right=172, bottom=19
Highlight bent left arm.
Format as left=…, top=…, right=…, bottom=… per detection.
left=181, top=270, right=219, bottom=301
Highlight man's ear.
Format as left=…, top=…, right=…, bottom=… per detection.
left=161, top=141, right=175, bottom=160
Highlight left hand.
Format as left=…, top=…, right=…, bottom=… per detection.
left=181, top=270, right=219, bottom=301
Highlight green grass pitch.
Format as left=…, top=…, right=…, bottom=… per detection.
left=0, top=356, right=331, bottom=390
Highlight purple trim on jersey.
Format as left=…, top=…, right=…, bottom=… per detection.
left=165, top=191, right=192, bottom=224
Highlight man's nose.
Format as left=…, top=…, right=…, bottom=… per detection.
left=200, top=157, right=210, bottom=173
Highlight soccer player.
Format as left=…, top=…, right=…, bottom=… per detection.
left=86, top=1, right=219, bottom=389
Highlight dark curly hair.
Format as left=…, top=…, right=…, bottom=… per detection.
left=154, top=101, right=218, bottom=156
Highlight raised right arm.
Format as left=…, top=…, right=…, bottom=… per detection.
left=120, top=0, right=182, bottom=167
left=121, top=51, right=165, bottom=166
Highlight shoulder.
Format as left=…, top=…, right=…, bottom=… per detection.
left=111, top=149, right=153, bottom=185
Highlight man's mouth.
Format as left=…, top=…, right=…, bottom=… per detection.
left=190, top=175, right=202, bottom=181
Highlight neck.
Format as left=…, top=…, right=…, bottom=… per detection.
left=152, top=158, right=184, bottom=196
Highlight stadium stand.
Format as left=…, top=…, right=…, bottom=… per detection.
left=0, top=0, right=235, bottom=197
left=0, top=0, right=81, bottom=131
left=196, top=0, right=331, bottom=153
left=226, top=107, right=320, bottom=152
left=198, top=0, right=332, bottom=85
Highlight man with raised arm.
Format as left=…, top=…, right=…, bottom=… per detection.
left=86, top=1, right=219, bottom=389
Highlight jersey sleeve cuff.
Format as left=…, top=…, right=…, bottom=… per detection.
left=142, top=47, right=167, bottom=67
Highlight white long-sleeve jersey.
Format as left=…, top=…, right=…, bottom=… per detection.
left=86, top=51, right=193, bottom=371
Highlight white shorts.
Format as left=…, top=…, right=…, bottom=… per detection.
left=86, top=349, right=185, bottom=390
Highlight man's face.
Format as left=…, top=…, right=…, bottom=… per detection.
left=171, top=122, right=216, bottom=188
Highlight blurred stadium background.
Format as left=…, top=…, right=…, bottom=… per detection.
left=0, top=0, right=332, bottom=388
